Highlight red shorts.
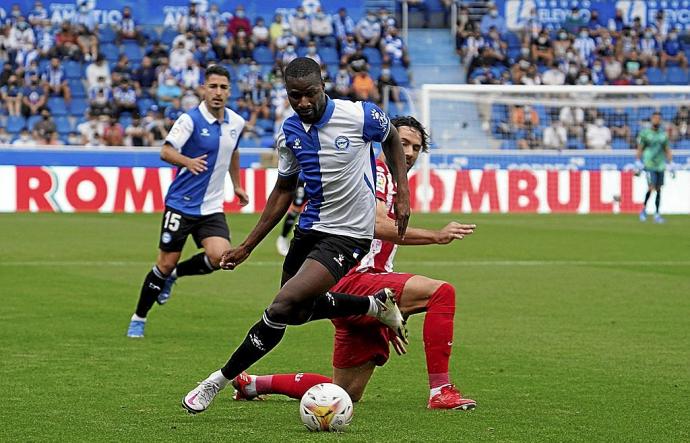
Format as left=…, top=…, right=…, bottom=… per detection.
left=330, top=271, right=414, bottom=369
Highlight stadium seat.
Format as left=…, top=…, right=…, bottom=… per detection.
left=137, top=98, right=155, bottom=115
left=675, top=138, right=690, bottom=149
left=48, top=97, right=68, bottom=116
left=505, top=32, right=521, bottom=49
left=100, top=26, right=116, bottom=44
left=391, top=65, right=409, bottom=86
left=638, top=106, right=655, bottom=121
left=646, top=67, right=665, bottom=85
left=6, top=115, right=26, bottom=133
left=666, top=67, right=688, bottom=85
left=362, top=47, right=382, bottom=65
left=64, top=61, right=83, bottom=79
left=122, top=42, right=143, bottom=62
left=160, top=27, right=178, bottom=46
left=252, top=46, right=274, bottom=65
left=500, top=139, right=518, bottom=149
left=567, top=139, right=586, bottom=150
left=319, top=47, right=339, bottom=65
left=68, top=79, right=86, bottom=98
left=660, top=105, right=676, bottom=120
left=101, top=43, right=120, bottom=62
left=27, top=115, right=43, bottom=131
left=70, top=98, right=88, bottom=116
left=120, top=115, right=132, bottom=128
left=256, top=118, right=273, bottom=133
left=55, top=116, right=72, bottom=135
left=612, top=138, right=629, bottom=150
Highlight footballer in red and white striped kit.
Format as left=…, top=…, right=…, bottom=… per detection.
left=232, top=116, right=478, bottom=410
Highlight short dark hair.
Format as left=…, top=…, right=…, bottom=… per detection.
left=284, top=57, right=321, bottom=80
left=205, top=64, right=231, bottom=81
left=391, top=116, right=430, bottom=152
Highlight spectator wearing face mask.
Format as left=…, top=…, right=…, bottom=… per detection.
left=275, top=29, right=298, bottom=52
left=573, top=28, right=595, bottom=65
left=608, top=8, right=626, bottom=37
left=602, top=50, right=623, bottom=82
left=1, top=75, right=24, bottom=116
left=462, top=29, right=485, bottom=71
left=13, top=128, right=38, bottom=146
left=651, top=10, right=669, bottom=40
left=277, top=43, right=298, bottom=68
left=381, top=26, right=409, bottom=68
left=480, top=5, right=506, bottom=37
left=310, top=6, right=335, bottom=48
left=333, top=7, right=355, bottom=53
left=543, top=120, right=567, bottom=150
left=563, top=7, right=586, bottom=35
left=590, top=59, right=606, bottom=85
left=156, top=74, right=182, bottom=108
left=86, top=54, right=111, bottom=90
left=251, top=17, right=270, bottom=47
left=616, top=26, right=637, bottom=58
left=521, top=7, right=542, bottom=45
left=305, top=41, right=322, bottom=65
left=115, top=6, right=145, bottom=45
left=661, top=31, right=687, bottom=70
left=531, top=29, right=553, bottom=66
left=624, top=50, right=647, bottom=84
left=542, top=62, right=565, bottom=85
left=290, top=6, right=311, bottom=46
left=170, top=40, right=195, bottom=72
left=33, top=108, right=57, bottom=143
left=228, top=5, right=251, bottom=37
left=586, top=10, right=606, bottom=37
left=455, top=6, right=474, bottom=55
left=333, top=63, right=352, bottom=99
left=586, top=115, right=612, bottom=149
left=355, top=10, right=382, bottom=48
left=552, top=28, right=572, bottom=60
left=636, top=28, right=660, bottom=68
left=21, top=74, right=48, bottom=118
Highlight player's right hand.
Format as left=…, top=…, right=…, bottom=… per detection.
left=186, top=154, right=208, bottom=175
left=220, top=246, right=250, bottom=270
left=437, top=222, right=477, bottom=244
left=388, top=329, right=407, bottom=355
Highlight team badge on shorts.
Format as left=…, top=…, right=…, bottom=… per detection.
left=161, top=232, right=172, bottom=244
left=335, top=135, right=350, bottom=150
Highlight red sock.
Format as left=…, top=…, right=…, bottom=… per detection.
left=423, top=283, right=456, bottom=389
left=255, top=373, right=332, bottom=399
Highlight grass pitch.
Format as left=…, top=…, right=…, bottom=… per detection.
left=0, top=213, right=688, bottom=442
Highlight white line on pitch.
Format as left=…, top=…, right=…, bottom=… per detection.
left=0, top=260, right=689, bottom=267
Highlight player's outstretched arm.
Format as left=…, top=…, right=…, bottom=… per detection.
left=374, top=201, right=476, bottom=245
left=220, top=173, right=299, bottom=270
left=160, top=143, right=208, bottom=175
left=380, top=125, right=410, bottom=238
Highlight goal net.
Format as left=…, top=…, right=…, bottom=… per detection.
left=413, top=85, right=690, bottom=214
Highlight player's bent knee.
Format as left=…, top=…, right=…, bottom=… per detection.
left=266, top=299, right=311, bottom=325
left=431, top=282, right=456, bottom=310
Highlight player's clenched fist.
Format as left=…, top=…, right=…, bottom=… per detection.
left=220, top=246, right=250, bottom=270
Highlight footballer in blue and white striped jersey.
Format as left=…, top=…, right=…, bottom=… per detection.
left=164, top=97, right=245, bottom=216
left=275, top=98, right=390, bottom=239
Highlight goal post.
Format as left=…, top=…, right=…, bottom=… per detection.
left=416, top=84, right=690, bottom=214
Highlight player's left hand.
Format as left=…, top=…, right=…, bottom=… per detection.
left=220, top=246, right=250, bottom=270
left=394, top=188, right=410, bottom=239
left=234, top=186, right=249, bottom=206
left=388, top=329, right=407, bottom=355
left=437, top=222, right=477, bottom=244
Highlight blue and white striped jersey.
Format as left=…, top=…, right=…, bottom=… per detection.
left=164, top=101, right=245, bottom=216
left=276, top=98, right=390, bottom=239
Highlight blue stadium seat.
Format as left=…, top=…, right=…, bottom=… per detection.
left=68, top=79, right=86, bottom=98
left=55, top=116, right=72, bottom=135
left=64, top=61, right=83, bottom=79
left=27, top=115, right=43, bottom=131
left=505, top=32, right=521, bottom=49
left=122, top=42, right=143, bottom=62
left=646, top=67, right=665, bottom=85
left=70, top=98, right=88, bottom=116
left=391, top=65, right=409, bottom=86
left=667, top=67, right=688, bottom=85
left=160, top=27, right=178, bottom=46
left=100, top=26, right=116, bottom=44
left=638, top=106, right=655, bottom=121
left=612, top=138, right=629, bottom=150
left=256, top=118, right=273, bottom=133
left=6, top=115, right=26, bottom=133
left=320, top=47, right=339, bottom=65
left=101, top=43, right=120, bottom=62
left=363, top=47, right=382, bottom=65
left=120, top=115, right=132, bottom=128
left=567, top=139, right=585, bottom=150
left=137, top=98, right=155, bottom=115
left=500, top=139, right=518, bottom=149
left=252, top=46, right=274, bottom=65
left=48, top=97, right=68, bottom=116
left=675, top=138, right=690, bottom=149
left=660, top=105, right=676, bottom=120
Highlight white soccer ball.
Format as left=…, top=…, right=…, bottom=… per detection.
left=299, top=383, right=353, bottom=432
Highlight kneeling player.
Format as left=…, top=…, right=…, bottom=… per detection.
left=232, top=116, right=477, bottom=410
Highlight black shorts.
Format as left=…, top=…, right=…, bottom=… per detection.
left=645, top=170, right=665, bottom=188
left=283, top=227, right=371, bottom=282
left=158, top=206, right=230, bottom=252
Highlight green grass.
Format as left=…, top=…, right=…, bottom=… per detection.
left=1, top=213, right=689, bottom=442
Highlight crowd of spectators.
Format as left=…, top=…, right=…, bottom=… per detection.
left=0, top=1, right=411, bottom=147
left=457, top=3, right=690, bottom=149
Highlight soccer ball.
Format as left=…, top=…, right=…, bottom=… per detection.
left=299, top=383, right=353, bottom=432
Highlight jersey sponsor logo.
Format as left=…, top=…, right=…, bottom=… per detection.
left=376, top=171, right=386, bottom=193
left=161, top=232, right=172, bottom=244
left=293, top=138, right=302, bottom=149
left=201, top=128, right=210, bottom=137
left=370, top=108, right=389, bottom=131
left=335, top=135, right=350, bottom=150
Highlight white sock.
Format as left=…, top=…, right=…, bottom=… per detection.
left=131, top=313, right=146, bottom=322
left=244, top=376, right=258, bottom=397
left=208, top=370, right=231, bottom=389
left=366, top=296, right=380, bottom=317
left=430, top=384, right=451, bottom=398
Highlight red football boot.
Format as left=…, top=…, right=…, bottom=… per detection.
left=231, top=372, right=260, bottom=401
left=428, top=384, right=476, bottom=410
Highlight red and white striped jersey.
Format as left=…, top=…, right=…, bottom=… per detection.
left=352, top=159, right=398, bottom=273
